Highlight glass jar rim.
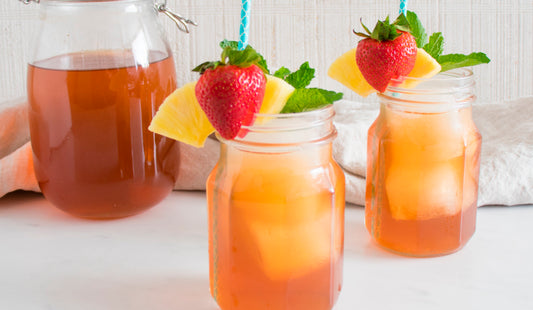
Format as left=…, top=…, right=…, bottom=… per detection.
left=390, top=68, right=473, bottom=85
left=218, top=105, right=337, bottom=152
left=386, top=68, right=474, bottom=94
left=241, top=104, right=335, bottom=132
left=379, top=68, right=476, bottom=112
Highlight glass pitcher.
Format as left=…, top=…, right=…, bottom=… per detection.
left=23, top=0, right=195, bottom=218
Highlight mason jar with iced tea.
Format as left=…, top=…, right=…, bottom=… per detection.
left=207, top=105, right=345, bottom=310
left=366, top=68, right=481, bottom=256
left=26, top=0, right=194, bottom=218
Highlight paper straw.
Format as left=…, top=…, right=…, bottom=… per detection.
left=399, top=0, right=408, bottom=15
left=238, top=0, right=251, bottom=50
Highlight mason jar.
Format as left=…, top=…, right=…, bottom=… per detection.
left=207, top=105, right=345, bottom=310
left=26, top=0, right=185, bottom=218
left=366, top=68, right=482, bottom=257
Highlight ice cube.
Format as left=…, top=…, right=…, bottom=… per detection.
left=385, top=160, right=463, bottom=220
left=247, top=207, right=332, bottom=281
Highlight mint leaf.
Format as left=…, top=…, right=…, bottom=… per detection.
left=423, top=32, right=444, bottom=59
left=276, top=62, right=343, bottom=113
left=406, top=10, right=427, bottom=48
left=316, top=88, right=344, bottom=103
left=438, top=52, right=491, bottom=72
left=219, top=39, right=238, bottom=50
left=273, top=67, right=291, bottom=79
left=281, top=88, right=343, bottom=113
left=284, top=62, right=315, bottom=89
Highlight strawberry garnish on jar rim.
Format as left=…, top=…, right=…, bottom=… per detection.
left=353, top=14, right=417, bottom=93
left=328, top=11, right=491, bottom=96
left=193, top=44, right=268, bottom=140
left=149, top=40, right=344, bottom=147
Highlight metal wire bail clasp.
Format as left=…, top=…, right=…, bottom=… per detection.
left=155, top=0, right=197, bottom=34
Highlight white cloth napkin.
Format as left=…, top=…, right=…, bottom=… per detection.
left=332, top=98, right=533, bottom=206
left=1, top=97, right=532, bottom=206
left=0, top=98, right=39, bottom=196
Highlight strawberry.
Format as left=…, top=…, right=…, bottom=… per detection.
left=193, top=44, right=267, bottom=140
left=354, top=15, right=417, bottom=93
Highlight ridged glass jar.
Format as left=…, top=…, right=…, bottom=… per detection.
left=366, top=68, right=481, bottom=256
left=207, top=105, right=345, bottom=310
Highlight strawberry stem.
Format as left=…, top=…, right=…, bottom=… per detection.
left=353, top=13, right=412, bottom=42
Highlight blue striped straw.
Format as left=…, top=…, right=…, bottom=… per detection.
left=399, top=0, right=408, bottom=15
left=238, top=0, right=251, bottom=50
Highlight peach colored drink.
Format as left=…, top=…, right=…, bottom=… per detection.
left=207, top=107, right=345, bottom=310
left=28, top=50, right=179, bottom=218
left=366, top=69, right=481, bottom=256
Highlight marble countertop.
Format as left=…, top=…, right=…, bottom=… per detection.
left=0, top=191, right=531, bottom=310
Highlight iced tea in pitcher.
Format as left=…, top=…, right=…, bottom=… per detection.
left=26, top=0, right=187, bottom=218
left=28, top=50, right=178, bottom=218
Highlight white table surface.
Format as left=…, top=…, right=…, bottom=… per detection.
left=0, top=190, right=532, bottom=310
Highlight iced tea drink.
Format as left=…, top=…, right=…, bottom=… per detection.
left=207, top=106, right=345, bottom=310
left=25, top=0, right=183, bottom=218
left=366, top=69, right=481, bottom=256
left=27, top=50, right=179, bottom=218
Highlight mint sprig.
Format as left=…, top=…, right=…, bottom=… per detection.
left=438, top=53, right=492, bottom=72
left=282, top=88, right=343, bottom=113
left=274, top=62, right=315, bottom=89
left=405, top=10, right=427, bottom=48
left=276, top=62, right=343, bottom=113
left=423, top=32, right=444, bottom=59
left=405, top=11, right=490, bottom=71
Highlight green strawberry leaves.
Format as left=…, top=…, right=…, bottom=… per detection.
left=192, top=40, right=268, bottom=74
left=354, top=15, right=411, bottom=42
left=404, top=11, right=490, bottom=71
